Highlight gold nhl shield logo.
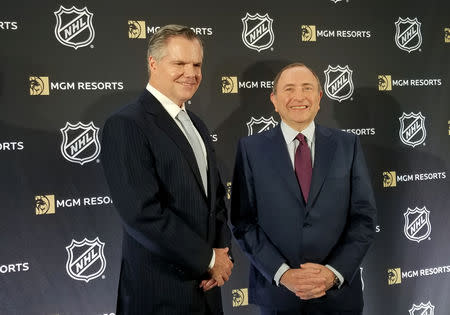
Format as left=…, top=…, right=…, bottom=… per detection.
left=128, top=20, right=146, bottom=39
left=301, top=25, right=316, bottom=42
left=383, top=171, right=396, bottom=187
left=246, top=116, right=278, bottom=136
left=29, top=76, right=49, bottom=95
left=60, top=122, right=101, bottom=165
left=232, top=288, right=248, bottom=307
left=241, top=13, right=275, bottom=52
left=394, top=17, right=422, bottom=53
left=399, top=112, right=426, bottom=147
left=324, top=65, right=354, bottom=102
left=65, top=237, right=106, bottom=282
left=35, top=195, right=55, bottom=215
left=222, top=76, right=238, bottom=93
left=387, top=268, right=402, bottom=285
left=378, top=75, right=392, bottom=91
left=54, top=6, right=95, bottom=49
left=403, top=207, right=431, bottom=242
left=409, top=302, right=435, bottom=315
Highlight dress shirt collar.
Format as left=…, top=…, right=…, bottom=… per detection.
left=146, top=83, right=186, bottom=118
left=280, top=120, right=315, bottom=145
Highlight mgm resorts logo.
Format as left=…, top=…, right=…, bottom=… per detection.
left=399, top=112, right=426, bottom=148
left=246, top=116, right=278, bottom=136
left=389, top=265, right=450, bottom=286
left=232, top=288, right=248, bottom=307
left=382, top=170, right=446, bottom=188
left=54, top=6, right=95, bottom=49
left=324, top=65, right=354, bottom=102
left=221, top=76, right=273, bottom=93
left=35, top=194, right=113, bottom=215
left=60, top=122, right=101, bottom=165
left=394, top=17, right=422, bottom=53
left=128, top=21, right=214, bottom=39
left=378, top=75, right=442, bottom=91
left=29, top=76, right=124, bottom=95
left=301, top=25, right=371, bottom=42
left=66, top=237, right=106, bottom=282
left=445, top=28, right=450, bottom=43
left=241, top=13, right=274, bottom=52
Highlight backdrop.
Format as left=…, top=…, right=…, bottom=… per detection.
left=1, top=1, right=449, bottom=314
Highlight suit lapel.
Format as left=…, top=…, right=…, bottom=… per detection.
left=265, top=126, right=303, bottom=205
left=140, top=91, right=206, bottom=198
left=308, top=125, right=336, bottom=206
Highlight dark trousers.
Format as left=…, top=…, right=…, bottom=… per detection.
left=259, top=306, right=362, bottom=315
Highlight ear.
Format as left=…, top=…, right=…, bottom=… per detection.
left=270, top=92, right=278, bottom=112
left=148, top=56, right=157, bottom=71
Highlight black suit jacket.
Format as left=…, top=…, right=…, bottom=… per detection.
left=231, top=124, right=376, bottom=312
left=101, top=90, right=232, bottom=315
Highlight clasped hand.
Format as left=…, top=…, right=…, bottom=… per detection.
left=280, top=263, right=335, bottom=300
left=199, top=247, right=233, bottom=292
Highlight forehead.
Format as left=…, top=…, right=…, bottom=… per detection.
left=164, top=36, right=203, bottom=55
left=278, top=66, right=317, bottom=85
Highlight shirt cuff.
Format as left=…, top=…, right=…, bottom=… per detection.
left=325, top=264, right=344, bottom=289
left=274, top=263, right=291, bottom=286
left=208, top=250, right=215, bottom=270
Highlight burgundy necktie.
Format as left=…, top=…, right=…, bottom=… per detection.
left=295, top=133, right=312, bottom=203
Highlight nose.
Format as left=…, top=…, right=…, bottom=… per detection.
left=293, top=88, right=305, bottom=101
left=184, top=64, right=199, bottom=77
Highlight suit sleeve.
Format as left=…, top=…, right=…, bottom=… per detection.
left=325, top=136, right=377, bottom=283
left=101, top=115, right=212, bottom=279
left=213, top=170, right=232, bottom=249
left=230, top=139, right=286, bottom=283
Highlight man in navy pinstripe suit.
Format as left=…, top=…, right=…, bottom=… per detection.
left=101, top=24, right=233, bottom=315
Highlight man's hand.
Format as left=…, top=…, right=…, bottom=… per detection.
left=208, top=247, right=233, bottom=287
left=199, top=278, right=217, bottom=292
left=300, top=263, right=336, bottom=291
left=279, top=264, right=333, bottom=300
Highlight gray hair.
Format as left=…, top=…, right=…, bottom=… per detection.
left=146, top=24, right=203, bottom=73
left=272, top=62, right=322, bottom=94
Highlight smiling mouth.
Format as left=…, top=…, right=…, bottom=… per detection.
left=290, top=105, right=308, bottom=110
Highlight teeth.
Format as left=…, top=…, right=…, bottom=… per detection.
left=292, top=105, right=307, bottom=109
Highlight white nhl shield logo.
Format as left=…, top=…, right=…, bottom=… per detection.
left=324, top=65, right=354, bottom=102
left=65, top=237, right=106, bottom=282
left=60, top=122, right=101, bottom=165
left=404, top=207, right=431, bottom=242
left=247, top=116, right=278, bottom=136
left=395, top=17, right=422, bottom=53
left=241, top=13, right=274, bottom=52
left=54, top=6, right=95, bottom=49
left=409, top=301, right=435, bottom=315
left=399, top=112, right=426, bottom=147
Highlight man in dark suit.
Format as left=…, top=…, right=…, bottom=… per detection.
left=231, top=63, right=376, bottom=315
left=101, top=25, right=233, bottom=315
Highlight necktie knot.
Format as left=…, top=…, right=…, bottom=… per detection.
left=177, top=110, right=190, bottom=123
left=296, top=133, right=306, bottom=145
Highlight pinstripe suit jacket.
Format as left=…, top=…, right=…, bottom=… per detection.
left=101, top=90, right=231, bottom=315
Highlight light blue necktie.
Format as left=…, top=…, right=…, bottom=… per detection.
left=176, top=110, right=208, bottom=194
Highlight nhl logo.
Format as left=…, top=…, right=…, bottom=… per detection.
left=241, top=13, right=275, bottom=52
left=65, top=237, right=106, bottom=282
left=324, top=65, right=354, bottom=102
left=404, top=207, right=431, bottom=242
left=409, top=301, right=434, bottom=315
left=60, top=122, right=101, bottom=165
left=247, top=116, right=278, bottom=136
left=395, top=17, right=422, bottom=53
left=54, top=6, right=95, bottom=49
left=399, top=112, right=426, bottom=147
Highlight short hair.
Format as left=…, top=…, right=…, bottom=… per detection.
left=146, top=24, right=203, bottom=73
left=272, top=62, right=322, bottom=94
